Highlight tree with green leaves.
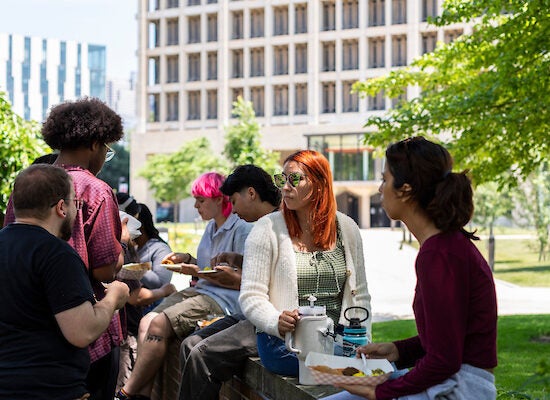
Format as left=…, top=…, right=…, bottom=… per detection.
left=353, top=0, right=549, bottom=187
left=512, top=166, right=550, bottom=261
left=473, top=181, right=513, bottom=269
left=0, top=92, right=48, bottom=217
left=223, top=97, right=280, bottom=175
left=139, top=137, right=226, bottom=219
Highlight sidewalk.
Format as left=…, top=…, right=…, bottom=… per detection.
left=362, top=228, right=550, bottom=322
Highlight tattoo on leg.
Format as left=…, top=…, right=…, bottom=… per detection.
left=145, top=333, right=164, bottom=342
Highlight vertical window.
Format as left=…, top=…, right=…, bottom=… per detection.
left=187, top=53, right=200, bottom=81
left=322, top=82, right=336, bottom=113
left=368, top=90, right=386, bottom=110
left=392, top=0, right=406, bottom=24
left=250, top=48, right=264, bottom=77
left=342, top=40, right=359, bottom=70
left=168, top=0, right=180, bottom=8
left=295, top=43, right=308, bottom=74
left=207, top=52, right=217, bottom=80
left=422, top=0, right=437, bottom=21
left=148, top=93, right=160, bottom=122
left=186, top=0, right=198, bottom=6
left=444, top=29, right=463, bottom=43
left=369, top=37, right=385, bottom=68
left=322, top=1, right=336, bottom=31
left=148, top=21, right=160, bottom=49
left=207, top=0, right=217, bottom=3
left=322, top=42, right=336, bottom=72
left=166, top=92, right=179, bottom=121
left=273, top=46, right=288, bottom=75
left=148, top=57, right=160, bottom=84
left=188, top=91, right=201, bottom=120
left=273, top=7, right=289, bottom=36
left=166, top=55, right=179, bottom=83
left=295, top=4, right=308, bottom=34
left=167, top=19, right=179, bottom=46
left=250, top=86, right=265, bottom=116
left=421, top=32, right=437, bottom=54
left=250, top=9, right=265, bottom=38
left=188, top=16, right=201, bottom=43
left=342, top=81, right=358, bottom=112
left=232, top=50, right=243, bottom=78
left=232, top=11, right=243, bottom=39
left=207, top=14, right=218, bottom=42
left=295, top=83, right=308, bottom=115
left=369, top=0, right=386, bottom=27
left=392, top=35, right=407, bottom=67
left=148, top=0, right=159, bottom=12
left=343, top=0, right=359, bottom=29
left=207, top=90, right=218, bottom=119
left=273, top=85, right=289, bottom=116
left=232, top=88, right=243, bottom=103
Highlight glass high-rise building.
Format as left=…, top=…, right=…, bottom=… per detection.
left=0, top=33, right=106, bottom=121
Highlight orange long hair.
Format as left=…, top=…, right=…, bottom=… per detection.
left=282, top=150, right=337, bottom=249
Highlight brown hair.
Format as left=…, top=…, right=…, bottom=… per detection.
left=13, top=164, right=72, bottom=220
left=385, top=137, right=477, bottom=238
left=282, top=150, right=337, bottom=249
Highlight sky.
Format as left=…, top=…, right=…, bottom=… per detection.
left=0, top=0, right=137, bottom=79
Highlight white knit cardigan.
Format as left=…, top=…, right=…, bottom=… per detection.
left=239, top=211, right=372, bottom=339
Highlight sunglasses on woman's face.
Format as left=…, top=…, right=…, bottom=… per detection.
left=273, top=172, right=307, bottom=188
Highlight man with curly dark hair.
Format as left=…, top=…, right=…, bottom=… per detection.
left=5, top=97, right=131, bottom=400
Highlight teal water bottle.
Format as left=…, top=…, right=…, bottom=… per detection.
left=342, top=306, right=369, bottom=357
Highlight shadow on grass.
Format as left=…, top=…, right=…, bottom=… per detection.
left=495, top=264, right=550, bottom=274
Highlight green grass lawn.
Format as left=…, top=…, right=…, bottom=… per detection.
left=373, top=315, right=550, bottom=399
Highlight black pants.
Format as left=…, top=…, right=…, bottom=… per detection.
left=86, top=346, right=120, bottom=400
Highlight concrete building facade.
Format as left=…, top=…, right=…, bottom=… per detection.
left=0, top=33, right=106, bottom=121
left=132, top=0, right=470, bottom=227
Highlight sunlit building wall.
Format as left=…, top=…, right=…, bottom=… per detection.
left=133, top=0, right=471, bottom=227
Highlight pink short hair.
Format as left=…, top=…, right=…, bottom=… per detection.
left=191, top=172, right=232, bottom=217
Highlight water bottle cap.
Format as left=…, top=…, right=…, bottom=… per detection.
left=298, top=305, right=326, bottom=316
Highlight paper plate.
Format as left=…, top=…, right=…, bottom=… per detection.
left=117, top=261, right=152, bottom=280
left=119, top=210, right=142, bottom=240
left=305, top=352, right=393, bottom=386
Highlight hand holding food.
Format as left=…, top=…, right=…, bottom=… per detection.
left=210, top=252, right=243, bottom=270
left=198, top=264, right=242, bottom=289
left=162, top=252, right=197, bottom=265
left=311, top=365, right=385, bottom=377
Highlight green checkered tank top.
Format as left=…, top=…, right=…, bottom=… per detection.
left=295, top=223, right=347, bottom=324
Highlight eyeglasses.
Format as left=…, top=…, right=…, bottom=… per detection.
left=273, top=172, right=307, bottom=188
left=105, top=144, right=116, bottom=162
left=50, top=198, right=84, bottom=210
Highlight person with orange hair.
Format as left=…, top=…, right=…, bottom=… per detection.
left=239, top=150, right=372, bottom=376
left=117, top=172, right=251, bottom=400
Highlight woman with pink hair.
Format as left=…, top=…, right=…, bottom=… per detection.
left=117, top=171, right=252, bottom=400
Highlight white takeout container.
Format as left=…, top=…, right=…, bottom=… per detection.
left=305, top=351, right=394, bottom=386
left=119, top=210, right=142, bottom=240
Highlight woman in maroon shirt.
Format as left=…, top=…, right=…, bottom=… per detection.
left=335, top=137, right=497, bottom=400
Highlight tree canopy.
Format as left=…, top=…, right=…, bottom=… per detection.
left=0, top=92, right=48, bottom=215
left=139, top=137, right=225, bottom=203
left=223, top=97, right=280, bottom=175
left=353, top=0, right=549, bottom=186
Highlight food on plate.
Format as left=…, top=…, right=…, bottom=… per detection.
left=123, top=262, right=151, bottom=271
left=311, top=365, right=386, bottom=377
left=197, top=316, right=223, bottom=329
left=161, top=259, right=174, bottom=265
left=203, top=266, right=212, bottom=271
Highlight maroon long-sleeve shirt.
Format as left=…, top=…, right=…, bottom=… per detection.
left=376, top=231, right=497, bottom=400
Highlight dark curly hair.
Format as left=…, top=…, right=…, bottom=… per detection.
left=386, top=137, right=477, bottom=239
left=42, top=97, right=123, bottom=150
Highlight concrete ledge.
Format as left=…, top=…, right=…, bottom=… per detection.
left=221, top=357, right=343, bottom=400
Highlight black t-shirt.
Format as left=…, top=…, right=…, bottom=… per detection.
left=0, top=224, right=95, bottom=399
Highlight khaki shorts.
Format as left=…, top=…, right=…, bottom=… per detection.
left=153, top=288, right=224, bottom=339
